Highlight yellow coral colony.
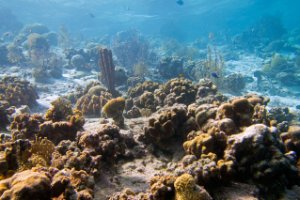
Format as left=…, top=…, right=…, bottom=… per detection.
left=174, top=174, right=212, bottom=200
left=102, top=97, right=126, bottom=127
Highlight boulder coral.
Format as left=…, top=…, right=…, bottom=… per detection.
left=224, top=124, right=299, bottom=194
left=0, top=167, right=94, bottom=200
left=155, top=77, right=197, bottom=106
left=144, top=104, right=193, bottom=149
left=127, top=81, right=159, bottom=98
left=78, top=124, right=128, bottom=163
left=75, top=83, right=113, bottom=117
left=10, top=113, right=44, bottom=140
left=150, top=175, right=176, bottom=200
left=0, top=170, right=51, bottom=200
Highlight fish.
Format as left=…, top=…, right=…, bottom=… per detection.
left=2, top=32, right=12, bottom=37
left=211, top=72, right=219, bottom=78
left=208, top=32, right=215, bottom=40
left=88, top=13, right=95, bottom=18
left=176, top=0, right=184, bottom=5
left=296, top=105, right=300, bottom=110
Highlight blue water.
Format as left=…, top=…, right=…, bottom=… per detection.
left=1, top=0, right=300, bottom=42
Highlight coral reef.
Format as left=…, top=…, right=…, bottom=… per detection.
left=183, top=128, right=227, bottom=158
left=281, top=125, right=300, bottom=157
left=45, top=97, right=73, bottom=122
left=223, top=124, right=298, bottom=194
left=10, top=113, right=44, bottom=140
left=0, top=13, right=300, bottom=199
left=127, top=81, right=159, bottom=98
left=51, top=148, right=101, bottom=176
left=75, top=83, right=113, bottom=117
left=11, top=97, right=84, bottom=144
left=220, top=73, right=246, bottom=95
left=71, top=54, right=86, bottom=70
left=0, top=167, right=94, bottom=200
left=216, top=97, right=254, bottom=128
left=155, top=77, right=197, bottom=106
left=112, top=29, right=150, bottom=70
left=125, top=81, right=161, bottom=118
left=27, top=33, right=50, bottom=61
left=0, top=102, right=10, bottom=130
left=267, top=107, right=294, bottom=124
left=102, top=97, right=125, bottom=127
left=143, top=104, right=195, bottom=149
left=158, top=56, right=184, bottom=79
left=0, top=169, right=51, bottom=200
left=174, top=173, right=212, bottom=200
left=263, top=54, right=289, bottom=75
left=6, top=43, right=24, bottom=64
left=0, top=76, right=38, bottom=107
left=149, top=175, right=176, bottom=200
left=78, top=124, right=128, bottom=163
left=39, top=121, right=78, bottom=145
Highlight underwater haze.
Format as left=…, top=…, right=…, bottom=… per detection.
left=1, top=0, right=300, bottom=40
left=1, top=0, right=300, bottom=200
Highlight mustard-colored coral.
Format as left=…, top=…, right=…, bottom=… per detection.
left=75, top=84, right=113, bottom=117
left=174, top=174, right=212, bottom=200
left=0, top=76, right=38, bottom=107
left=30, top=137, right=55, bottom=166
left=45, top=97, right=73, bottom=122
left=102, top=97, right=125, bottom=127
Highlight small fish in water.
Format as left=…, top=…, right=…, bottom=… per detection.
left=178, top=73, right=185, bottom=78
left=296, top=105, right=300, bottom=110
left=176, top=0, right=184, bottom=5
left=211, top=72, right=219, bottom=78
left=208, top=32, right=215, bottom=41
left=88, top=13, right=95, bottom=18
left=2, top=32, right=12, bottom=37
